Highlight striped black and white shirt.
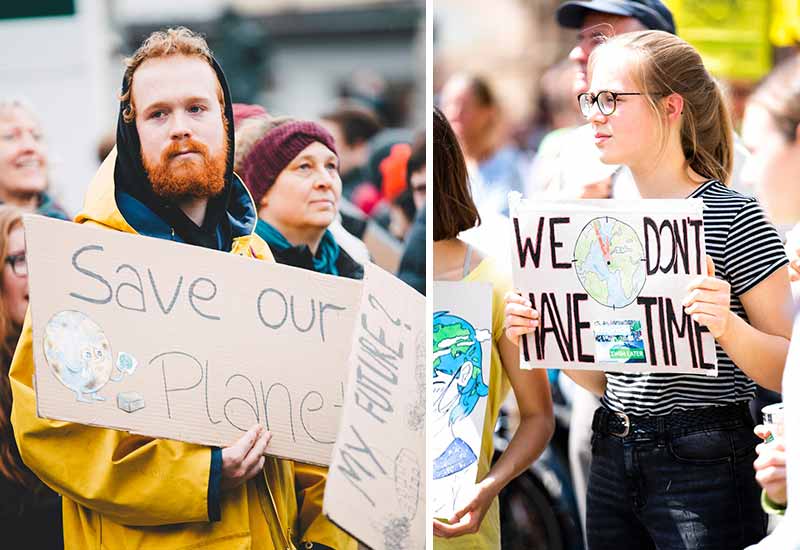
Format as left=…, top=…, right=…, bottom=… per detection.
left=603, top=180, right=789, bottom=416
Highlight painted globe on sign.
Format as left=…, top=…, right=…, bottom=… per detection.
left=573, top=217, right=646, bottom=309
left=43, top=310, right=114, bottom=399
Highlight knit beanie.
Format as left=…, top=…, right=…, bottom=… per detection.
left=240, top=121, right=338, bottom=207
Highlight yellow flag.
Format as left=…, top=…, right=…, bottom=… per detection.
left=665, top=0, right=772, bottom=81
left=770, top=0, right=800, bottom=46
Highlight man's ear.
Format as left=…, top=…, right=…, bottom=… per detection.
left=665, top=93, right=684, bottom=120
left=794, top=121, right=800, bottom=146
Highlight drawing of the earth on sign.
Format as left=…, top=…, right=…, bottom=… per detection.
left=42, top=311, right=140, bottom=404
left=573, top=217, right=646, bottom=309
left=43, top=310, right=114, bottom=402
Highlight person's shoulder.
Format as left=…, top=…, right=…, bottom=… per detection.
left=695, top=179, right=751, bottom=199
left=233, top=232, right=275, bottom=262
left=37, top=192, right=70, bottom=221
left=335, top=246, right=364, bottom=280
left=467, top=253, right=512, bottom=296
left=481, top=145, right=526, bottom=175
left=694, top=180, right=757, bottom=210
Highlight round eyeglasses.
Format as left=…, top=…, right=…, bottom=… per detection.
left=577, top=91, right=645, bottom=117
left=4, top=252, right=27, bottom=277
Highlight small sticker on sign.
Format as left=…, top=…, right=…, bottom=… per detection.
left=592, top=320, right=646, bottom=364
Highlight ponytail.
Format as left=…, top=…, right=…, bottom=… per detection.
left=593, top=31, right=734, bottom=184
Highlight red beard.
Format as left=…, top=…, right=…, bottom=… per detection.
left=142, top=137, right=228, bottom=200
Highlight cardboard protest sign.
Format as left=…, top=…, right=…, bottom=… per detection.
left=25, top=215, right=363, bottom=466
left=431, top=281, right=492, bottom=519
left=363, top=221, right=404, bottom=274
left=323, top=263, right=426, bottom=550
left=509, top=196, right=718, bottom=375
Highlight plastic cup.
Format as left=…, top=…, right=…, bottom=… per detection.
left=761, top=403, right=784, bottom=443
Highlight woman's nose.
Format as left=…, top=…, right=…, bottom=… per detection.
left=314, top=168, right=335, bottom=188
left=588, top=104, right=608, bottom=125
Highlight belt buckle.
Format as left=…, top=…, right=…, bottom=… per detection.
left=610, top=411, right=630, bottom=437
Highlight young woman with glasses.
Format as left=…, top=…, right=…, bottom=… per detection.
left=505, top=30, right=793, bottom=549
left=0, top=205, right=62, bottom=546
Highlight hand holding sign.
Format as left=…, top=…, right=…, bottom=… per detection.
left=25, top=216, right=362, bottom=466
left=432, top=478, right=495, bottom=538
left=221, top=424, right=271, bottom=491
left=503, top=290, right=540, bottom=347
left=508, top=197, right=718, bottom=374
left=682, top=256, right=732, bottom=339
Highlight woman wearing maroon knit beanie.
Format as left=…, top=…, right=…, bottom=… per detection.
left=233, top=116, right=364, bottom=547
left=235, top=115, right=364, bottom=280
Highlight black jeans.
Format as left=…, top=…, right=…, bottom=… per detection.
left=586, top=405, right=766, bottom=550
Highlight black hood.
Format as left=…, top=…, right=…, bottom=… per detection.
left=114, top=56, right=236, bottom=250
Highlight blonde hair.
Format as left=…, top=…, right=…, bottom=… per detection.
left=591, top=30, right=734, bottom=184
left=0, top=98, right=37, bottom=121
left=120, top=27, right=221, bottom=123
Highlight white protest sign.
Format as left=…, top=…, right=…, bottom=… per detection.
left=25, top=215, right=363, bottom=466
left=323, top=263, right=426, bottom=550
left=431, top=281, right=492, bottom=519
left=509, top=196, right=718, bottom=375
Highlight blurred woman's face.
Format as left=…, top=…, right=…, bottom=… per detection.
left=261, top=141, right=341, bottom=240
left=741, top=103, right=800, bottom=224
left=2, top=224, right=28, bottom=327
left=0, top=107, right=48, bottom=198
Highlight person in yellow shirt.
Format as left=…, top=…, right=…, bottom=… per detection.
left=432, top=106, right=554, bottom=549
left=10, top=26, right=355, bottom=550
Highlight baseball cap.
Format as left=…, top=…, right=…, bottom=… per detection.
left=556, top=0, right=676, bottom=34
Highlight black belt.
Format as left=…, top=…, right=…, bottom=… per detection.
left=592, top=403, right=752, bottom=438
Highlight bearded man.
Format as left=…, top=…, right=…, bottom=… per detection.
left=10, top=27, right=355, bottom=550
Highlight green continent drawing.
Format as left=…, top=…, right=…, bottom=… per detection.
left=573, top=217, right=646, bottom=308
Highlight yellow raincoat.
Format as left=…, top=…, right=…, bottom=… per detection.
left=10, top=151, right=356, bottom=550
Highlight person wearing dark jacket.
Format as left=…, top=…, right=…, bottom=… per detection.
left=397, top=205, right=425, bottom=295
left=237, top=121, right=365, bottom=538
left=238, top=118, right=364, bottom=281
left=397, top=132, right=425, bottom=294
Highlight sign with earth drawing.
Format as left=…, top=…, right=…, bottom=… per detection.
left=24, top=215, right=364, bottom=466
left=508, top=195, right=718, bottom=375
left=431, top=281, right=492, bottom=520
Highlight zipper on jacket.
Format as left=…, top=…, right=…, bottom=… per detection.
left=261, top=469, right=296, bottom=550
